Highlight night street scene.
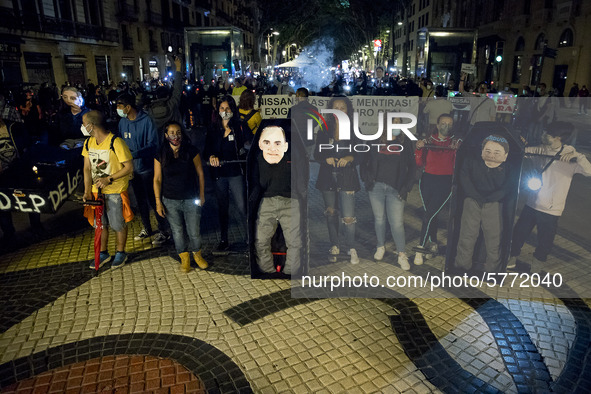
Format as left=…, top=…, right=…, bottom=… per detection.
left=2, top=0, right=591, bottom=392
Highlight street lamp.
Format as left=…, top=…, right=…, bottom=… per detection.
left=271, top=31, right=280, bottom=67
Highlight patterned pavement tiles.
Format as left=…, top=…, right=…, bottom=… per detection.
left=1, top=355, right=206, bottom=393
left=1, top=164, right=591, bottom=392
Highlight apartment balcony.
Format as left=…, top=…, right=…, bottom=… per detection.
left=0, top=8, right=119, bottom=42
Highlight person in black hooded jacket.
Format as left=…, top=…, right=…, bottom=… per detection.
left=204, top=95, right=248, bottom=251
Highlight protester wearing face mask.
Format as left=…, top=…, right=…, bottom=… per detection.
left=153, top=121, right=208, bottom=272
left=421, top=80, right=434, bottom=99
left=116, top=93, right=171, bottom=246
left=414, top=113, right=462, bottom=265
left=204, top=95, right=248, bottom=252
left=81, top=110, right=134, bottom=269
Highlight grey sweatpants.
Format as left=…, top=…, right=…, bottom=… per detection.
left=455, top=198, right=503, bottom=272
left=256, top=196, right=301, bottom=275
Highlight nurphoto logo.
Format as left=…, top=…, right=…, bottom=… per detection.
left=306, top=110, right=417, bottom=153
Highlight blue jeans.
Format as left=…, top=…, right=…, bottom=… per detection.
left=368, top=182, right=406, bottom=252
left=214, top=175, right=246, bottom=242
left=322, top=190, right=356, bottom=250
left=162, top=197, right=202, bottom=254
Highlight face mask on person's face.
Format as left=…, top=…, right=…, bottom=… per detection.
left=166, top=134, right=181, bottom=146
left=537, top=87, right=542, bottom=93
left=426, top=85, right=433, bottom=90
left=219, top=111, right=233, bottom=120
left=80, top=124, right=92, bottom=137
left=117, top=108, right=127, bottom=118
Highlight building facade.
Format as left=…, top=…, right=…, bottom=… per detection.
left=0, top=0, right=256, bottom=89
left=430, top=0, right=591, bottom=91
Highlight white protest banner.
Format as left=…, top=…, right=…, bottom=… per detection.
left=461, top=63, right=476, bottom=75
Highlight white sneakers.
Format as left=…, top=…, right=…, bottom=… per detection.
left=329, top=246, right=339, bottom=262
left=349, top=248, right=359, bottom=264
left=374, top=246, right=385, bottom=261
left=398, top=253, right=410, bottom=271
left=414, top=252, right=424, bottom=266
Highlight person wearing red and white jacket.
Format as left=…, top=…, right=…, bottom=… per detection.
left=508, top=122, right=591, bottom=268
left=414, top=113, right=461, bottom=265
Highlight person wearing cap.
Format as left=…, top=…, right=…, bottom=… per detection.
left=454, top=135, right=511, bottom=273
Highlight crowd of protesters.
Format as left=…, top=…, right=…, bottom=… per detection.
left=1, top=63, right=590, bottom=277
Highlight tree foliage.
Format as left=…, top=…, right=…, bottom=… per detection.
left=252, top=0, right=404, bottom=64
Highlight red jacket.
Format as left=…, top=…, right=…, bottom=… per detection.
left=415, top=133, right=461, bottom=175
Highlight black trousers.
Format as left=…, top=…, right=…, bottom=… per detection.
left=130, top=170, right=169, bottom=234
left=418, top=173, right=453, bottom=247
left=510, top=205, right=559, bottom=261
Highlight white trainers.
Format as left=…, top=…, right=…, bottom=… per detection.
left=374, top=246, right=385, bottom=261
left=414, top=252, right=423, bottom=266
left=398, top=253, right=410, bottom=270
left=329, top=245, right=339, bottom=262
left=506, top=256, right=517, bottom=270
left=349, top=248, right=359, bottom=264
left=134, top=229, right=150, bottom=241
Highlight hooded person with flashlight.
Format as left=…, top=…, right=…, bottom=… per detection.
left=153, top=121, right=207, bottom=272
left=508, top=121, right=591, bottom=269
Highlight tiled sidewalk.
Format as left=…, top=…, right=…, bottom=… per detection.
left=1, top=163, right=591, bottom=393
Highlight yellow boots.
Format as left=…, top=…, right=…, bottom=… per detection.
left=193, top=250, right=209, bottom=269
left=179, top=251, right=208, bottom=272
left=179, top=252, right=191, bottom=273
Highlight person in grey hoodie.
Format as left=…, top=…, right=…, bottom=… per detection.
left=116, top=93, right=170, bottom=245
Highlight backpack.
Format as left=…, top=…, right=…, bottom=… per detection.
left=85, top=134, right=119, bottom=154
left=240, top=109, right=258, bottom=136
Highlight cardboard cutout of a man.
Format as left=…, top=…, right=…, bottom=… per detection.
left=455, top=135, right=511, bottom=273
left=254, top=126, right=302, bottom=275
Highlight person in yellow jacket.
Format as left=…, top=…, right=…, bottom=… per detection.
left=82, top=110, right=134, bottom=269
